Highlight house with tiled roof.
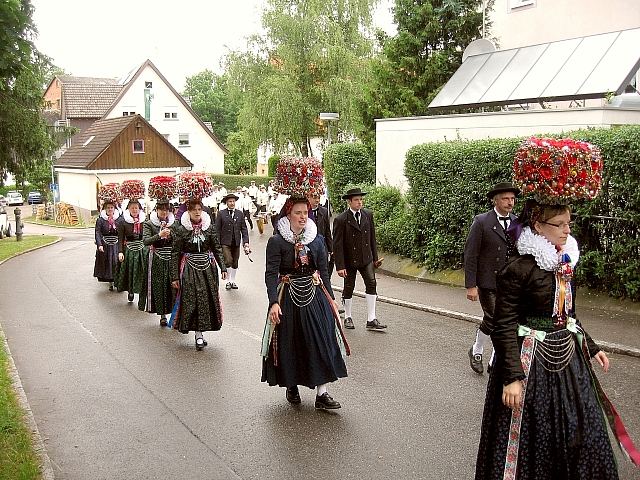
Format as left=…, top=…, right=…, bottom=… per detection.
left=55, top=115, right=191, bottom=215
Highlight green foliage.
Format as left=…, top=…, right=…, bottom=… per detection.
left=224, top=130, right=258, bottom=175
left=210, top=174, right=273, bottom=191
left=183, top=70, right=239, bottom=144
left=323, top=143, right=375, bottom=211
left=267, top=154, right=281, bottom=177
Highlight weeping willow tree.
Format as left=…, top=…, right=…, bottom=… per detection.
left=226, top=0, right=377, bottom=156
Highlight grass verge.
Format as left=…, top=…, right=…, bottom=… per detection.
left=24, top=218, right=94, bottom=229
left=0, top=236, right=59, bottom=263
left=0, top=341, right=41, bottom=479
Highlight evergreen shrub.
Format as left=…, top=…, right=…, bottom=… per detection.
left=323, top=143, right=375, bottom=212
left=210, top=174, right=272, bottom=191
left=267, top=155, right=280, bottom=177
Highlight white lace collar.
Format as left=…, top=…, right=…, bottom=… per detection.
left=180, top=210, right=211, bottom=231
left=100, top=209, right=120, bottom=221
left=123, top=209, right=146, bottom=224
left=277, top=216, right=317, bottom=245
left=516, top=226, right=580, bottom=272
left=151, top=211, right=175, bottom=228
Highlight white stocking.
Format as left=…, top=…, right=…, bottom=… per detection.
left=343, top=298, right=353, bottom=318
left=365, top=293, right=377, bottom=322
left=316, top=384, right=328, bottom=396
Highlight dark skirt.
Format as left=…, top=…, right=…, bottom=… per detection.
left=173, top=255, right=223, bottom=333
left=475, top=330, right=618, bottom=480
left=261, top=284, right=347, bottom=389
left=115, top=241, right=147, bottom=294
left=138, top=247, right=174, bottom=315
left=93, top=242, right=119, bottom=282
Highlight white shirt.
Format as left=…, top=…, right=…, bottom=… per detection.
left=494, top=208, right=511, bottom=230
left=248, top=185, right=258, bottom=198
left=257, top=191, right=269, bottom=206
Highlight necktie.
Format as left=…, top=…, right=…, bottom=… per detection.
left=355, top=211, right=361, bottom=225
left=312, top=209, right=318, bottom=221
left=498, top=216, right=509, bottom=230
left=230, top=210, right=234, bottom=220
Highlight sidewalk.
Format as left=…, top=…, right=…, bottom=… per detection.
left=332, top=251, right=640, bottom=358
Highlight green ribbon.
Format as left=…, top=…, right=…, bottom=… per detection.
left=518, top=316, right=583, bottom=346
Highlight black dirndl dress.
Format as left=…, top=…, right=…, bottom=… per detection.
left=93, top=215, right=120, bottom=282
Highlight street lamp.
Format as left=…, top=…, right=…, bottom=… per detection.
left=319, top=112, right=339, bottom=146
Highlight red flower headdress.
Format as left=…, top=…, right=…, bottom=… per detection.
left=120, top=179, right=146, bottom=200
left=98, top=183, right=121, bottom=203
left=274, top=156, right=325, bottom=198
left=513, top=137, right=603, bottom=203
left=177, top=172, right=213, bottom=200
left=148, top=176, right=177, bottom=201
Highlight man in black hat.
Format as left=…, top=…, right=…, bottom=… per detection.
left=215, top=193, right=250, bottom=290
left=333, top=187, right=386, bottom=331
left=464, top=182, right=519, bottom=374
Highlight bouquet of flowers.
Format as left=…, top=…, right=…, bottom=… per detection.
left=148, top=176, right=177, bottom=201
left=120, top=179, right=146, bottom=200
left=177, top=172, right=213, bottom=200
left=98, top=183, right=121, bottom=202
left=274, top=156, right=324, bottom=197
left=513, top=137, right=603, bottom=203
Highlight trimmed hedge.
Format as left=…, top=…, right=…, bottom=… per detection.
left=397, top=125, right=640, bottom=301
left=267, top=155, right=280, bottom=177
left=210, top=174, right=272, bottom=190
left=323, top=143, right=375, bottom=212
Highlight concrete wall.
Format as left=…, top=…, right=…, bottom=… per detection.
left=375, top=107, right=640, bottom=190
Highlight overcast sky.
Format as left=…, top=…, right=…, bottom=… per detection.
left=32, top=0, right=395, bottom=91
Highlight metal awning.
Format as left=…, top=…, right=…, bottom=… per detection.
left=428, top=28, right=640, bottom=110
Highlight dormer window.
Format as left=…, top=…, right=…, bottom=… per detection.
left=145, top=81, right=153, bottom=88
left=82, top=135, right=95, bottom=147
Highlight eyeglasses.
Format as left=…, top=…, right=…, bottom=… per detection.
left=540, top=220, right=575, bottom=229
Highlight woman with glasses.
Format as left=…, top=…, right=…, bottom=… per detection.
left=475, top=198, right=638, bottom=479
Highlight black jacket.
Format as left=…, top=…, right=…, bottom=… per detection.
left=311, top=205, right=332, bottom=254
left=215, top=208, right=249, bottom=247
left=142, top=219, right=173, bottom=248
left=117, top=220, right=144, bottom=254
left=492, top=254, right=600, bottom=385
left=464, top=210, right=516, bottom=290
left=333, top=208, right=378, bottom=270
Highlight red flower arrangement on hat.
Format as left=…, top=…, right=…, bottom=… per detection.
left=513, top=137, right=603, bottom=203
left=98, top=183, right=121, bottom=202
left=120, top=179, right=146, bottom=200
left=177, top=172, right=213, bottom=200
left=274, top=156, right=324, bottom=197
left=148, top=176, right=177, bottom=201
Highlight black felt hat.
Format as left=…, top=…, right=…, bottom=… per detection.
left=221, top=193, right=239, bottom=203
left=342, top=187, right=368, bottom=200
left=487, top=182, right=520, bottom=200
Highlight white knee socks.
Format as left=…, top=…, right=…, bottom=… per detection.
left=366, top=293, right=377, bottom=322
left=316, top=383, right=327, bottom=396
left=473, top=329, right=491, bottom=356
left=343, top=298, right=353, bottom=318
left=228, top=268, right=237, bottom=283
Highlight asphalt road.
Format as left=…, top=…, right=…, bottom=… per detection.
left=1, top=224, right=639, bottom=479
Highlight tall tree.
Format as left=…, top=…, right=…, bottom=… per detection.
left=226, top=0, right=377, bottom=156
left=360, top=0, right=486, bottom=144
left=183, top=70, right=239, bottom=145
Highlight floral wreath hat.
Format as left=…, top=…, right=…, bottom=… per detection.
left=120, top=179, right=146, bottom=203
left=177, top=172, right=213, bottom=201
left=98, top=183, right=121, bottom=205
left=148, top=176, right=177, bottom=204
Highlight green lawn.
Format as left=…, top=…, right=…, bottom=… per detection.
left=0, top=341, right=41, bottom=479
left=0, top=236, right=59, bottom=263
left=24, top=218, right=94, bottom=228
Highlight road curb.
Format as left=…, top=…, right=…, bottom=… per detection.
left=0, top=237, right=62, bottom=267
left=0, top=328, right=56, bottom=479
left=332, top=285, right=640, bottom=359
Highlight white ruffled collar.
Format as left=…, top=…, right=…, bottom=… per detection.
left=516, top=226, right=580, bottom=272
left=277, top=216, right=317, bottom=245
left=180, top=210, right=211, bottom=231
left=100, top=209, right=120, bottom=221
left=123, top=209, right=146, bottom=224
left=151, top=211, right=175, bottom=228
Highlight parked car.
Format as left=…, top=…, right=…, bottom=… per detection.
left=0, top=195, right=7, bottom=207
left=6, top=191, right=23, bottom=206
left=28, top=191, right=43, bottom=204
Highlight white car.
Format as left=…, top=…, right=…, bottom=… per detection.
left=6, top=191, right=24, bottom=206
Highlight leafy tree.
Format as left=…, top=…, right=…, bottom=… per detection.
left=225, top=0, right=377, bottom=156
left=183, top=70, right=239, bottom=144
left=224, top=130, right=258, bottom=175
left=359, top=0, right=487, bottom=144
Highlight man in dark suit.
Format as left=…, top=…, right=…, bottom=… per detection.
left=464, top=182, right=519, bottom=374
left=307, top=191, right=334, bottom=276
left=333, top=187, right=386, bottom=331
left=215, top=193, right=250, bottom=290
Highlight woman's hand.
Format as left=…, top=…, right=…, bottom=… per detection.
left=171, top=280, right=180, bottom=289
left=269, top=303, right=281, bottom=325
left=502, top=380, right=523, bottom=409
left=594, top=351, right=610, bottom=372
left=159, top=227, right=171, bottom=239
left=118, top=252, right=124, bottom=262
left=221, top=271, right=228, bottom=280
left=98, top=245, right=104, bottom=253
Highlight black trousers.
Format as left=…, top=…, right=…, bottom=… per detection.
left=342, top=262, right=377, bottom=298
left=478, top=287, right=497, bottom=335
left=243, top=210, right=253, bottom=229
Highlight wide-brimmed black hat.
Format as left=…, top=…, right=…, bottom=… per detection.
left=221, top=193, right=239, bottom=203
left=342, top=187, right=368, bottom=200
left=487, top=182, right=520, bottom=200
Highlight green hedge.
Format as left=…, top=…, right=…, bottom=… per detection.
left=267, top=155, right=280, bottom=177
left=399, top=125, right=640, bottom=301
left=323, top=143, right=375, bottom=212
left=210, top=174, right=272, bottom=191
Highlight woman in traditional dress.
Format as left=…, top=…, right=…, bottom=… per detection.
left=138, top=201, right=175, bottom=326
left=170, top=199, right=227, bottom=350
left=93, top=198, right=121, bottom=290
left=115, top=197, right=147, bottom=303
left=476, top=134, right=639, bottom=479
left=261, top=197, right=349, bottom=409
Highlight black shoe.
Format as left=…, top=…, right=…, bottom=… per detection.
left=286, top=386, right=301, bottom=404
left=196, top=338, right=204, bottom=351
left=344, top=317, right=355, bottom=329
left=127, top=293, right=134, bottom=302
left=468, top=348, right=484, bottom=375
left=225, top=282, right=232, bottom=290
left=160, top=316, right=168, bottom=327
left=366, top=319, right=387, bottom=330
left=230, top=282, right=239, bottom=290
left=338, top=308, right=345, bottom=314
left=315, top=392, right=341, bottom=410
left=202, top=338, right=208, bottom=346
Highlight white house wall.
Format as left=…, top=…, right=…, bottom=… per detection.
left=375, top=107, right=640, bottom=190
left=104, top=65, right=225, bottom=174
